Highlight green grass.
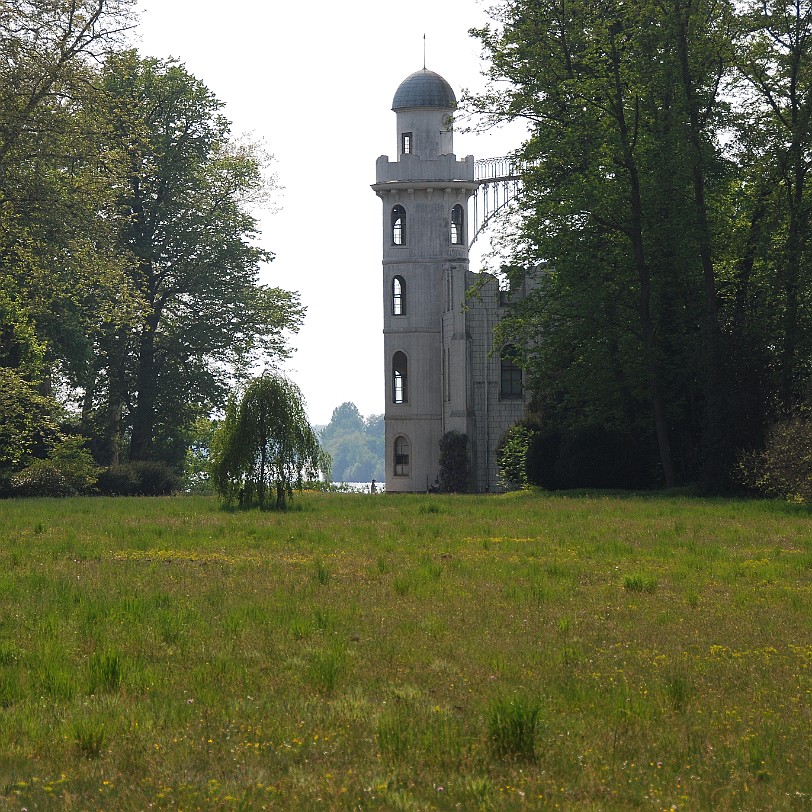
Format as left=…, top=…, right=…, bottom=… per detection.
left=0, top=491, right=810, bottom=810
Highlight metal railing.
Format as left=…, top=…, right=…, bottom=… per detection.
left=470, top=156, right=523, bottom=248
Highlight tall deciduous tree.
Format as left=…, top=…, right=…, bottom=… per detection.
left=735, top=0, right=812, bottom=409
left=469, top=0, right=743, bottom=487
left=0, top=0, right=134, bottom=373
left=0, top=0, right=137, bottom=481
left=90, top=52, right=304, bottom=467
left=211, top=373, right=329, bottom=510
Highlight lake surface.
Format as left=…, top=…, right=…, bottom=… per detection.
left=336, top=481, right=384, bottom=493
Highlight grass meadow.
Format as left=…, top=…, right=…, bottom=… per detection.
left=0, top=490, right=810, bottom=810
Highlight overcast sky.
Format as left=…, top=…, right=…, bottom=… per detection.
left=134, top=0, right=524, bottom=425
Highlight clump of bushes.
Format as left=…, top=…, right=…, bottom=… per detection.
left=11, top=459, right=75, bottom=497
left=737, top=414, right=812, bottom=502
left=11, top=435, right=99, bottom=497
left=496, top=424, right=534, bottom=490
left=527, top=424, right=653, bottom=490
left=98, top=461, right=179, bottom=496
left=438, top=431, right=471, bottom=492
left=497, top=420, right=654, bottom=491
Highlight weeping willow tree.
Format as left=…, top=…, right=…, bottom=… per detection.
left=211, top=373, right=330, bottom=510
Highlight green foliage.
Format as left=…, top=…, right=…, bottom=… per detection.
left=128, top=461, right=180, bottom=496
left=496, top=425, right=533, bottom=490
left=11, top=460, right=75, bottom=497
left=438, top=431, right=471, bottom=492
left=11, top=436, right=99, bottom=498
left=211, top=372, right=329, bottom=510
left=47, top=436, right=99, bottom=494
left=92, top=51, right=304, bottom=466
left=97, top=461, right=179, bottom=496
left=0, top=290, right=60, bottom=484
left=468, top=0, right=812, bottom=488
left=96, top=465, right=138, bottom=496
left=323, top=402, right=365, bottom=435
left=737, top=414, right=812, bottom=501
left=319, top=402, right=384, bottom=483
left=182, top=417, right=219, bottom=494
left=526, top=425, right=654, bottom=490
left=0, top=287, right=46, bottom=378
left=0, top=369, right=60, bottom=478
left=0, top=0, right=140, bottom=401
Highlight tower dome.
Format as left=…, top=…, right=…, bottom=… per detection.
left=392, top=69, right=457, bottom=111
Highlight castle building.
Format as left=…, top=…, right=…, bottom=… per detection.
left=372, top=68, right=531, bottom=492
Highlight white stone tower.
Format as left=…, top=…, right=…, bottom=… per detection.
left=372, top=69, right=477, bottom=492
left=374, top=68, right=530, bottom=492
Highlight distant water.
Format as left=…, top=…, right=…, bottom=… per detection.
left=336, top=482, right=384, bottom=493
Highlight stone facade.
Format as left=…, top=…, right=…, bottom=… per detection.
left=373, top=69, right=531, bottom=492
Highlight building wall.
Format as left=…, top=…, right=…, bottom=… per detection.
left=441, top=269, right=531, bottom=492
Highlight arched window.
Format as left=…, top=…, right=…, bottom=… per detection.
left=393, top=351, right=408, bottom=403
left=392, top=276, right=405, bottom=315
left=394, top=435, right=411, bottom=477
left=500, top=346, right=523, bottom=399
left=391, top=205, right=405, bottom=245
left=451, top=204, right=465, bottom=245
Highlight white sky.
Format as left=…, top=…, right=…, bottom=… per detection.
left=134, top=0, right=524, bottom=426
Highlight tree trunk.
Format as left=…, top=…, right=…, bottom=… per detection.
left=129, top=311, right=158, bottom=461
left=99, top=329, right=128, bottom=467
left=673, top=3, right=727, bottom=487
left=779, top=157, right=808, bottom=408
left=81, top=372, right=96, bottom=433
left=258, top=410, right=267, bottom=510
left=609, top=31, right=677, bottom=488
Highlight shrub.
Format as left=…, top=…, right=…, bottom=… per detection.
left=438, top=431, right=471, bottom=492
left=496, top=424, right=534, bottom=489
left=131, top=461, right=180, bottom=496
left=526, top=428, right=561, bottom=489
left=0, top=368, right=60, bottom=475
left=736, top=414, right=812, bottom=501
left=48, top=436, right=99, bottom=494
left=98, top=461, right=179, bottom=496
left=97, top=464, right=139, bottom=496
left=11, top=459, right=76, bottom=497
left=526, top=424, right=653, bottom=490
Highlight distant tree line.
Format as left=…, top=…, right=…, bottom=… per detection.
left=469, top=0, right=812, bottom=492
left=319, top=403, right=384, bottom=483
left=0, top=1, right=302, bottom=495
